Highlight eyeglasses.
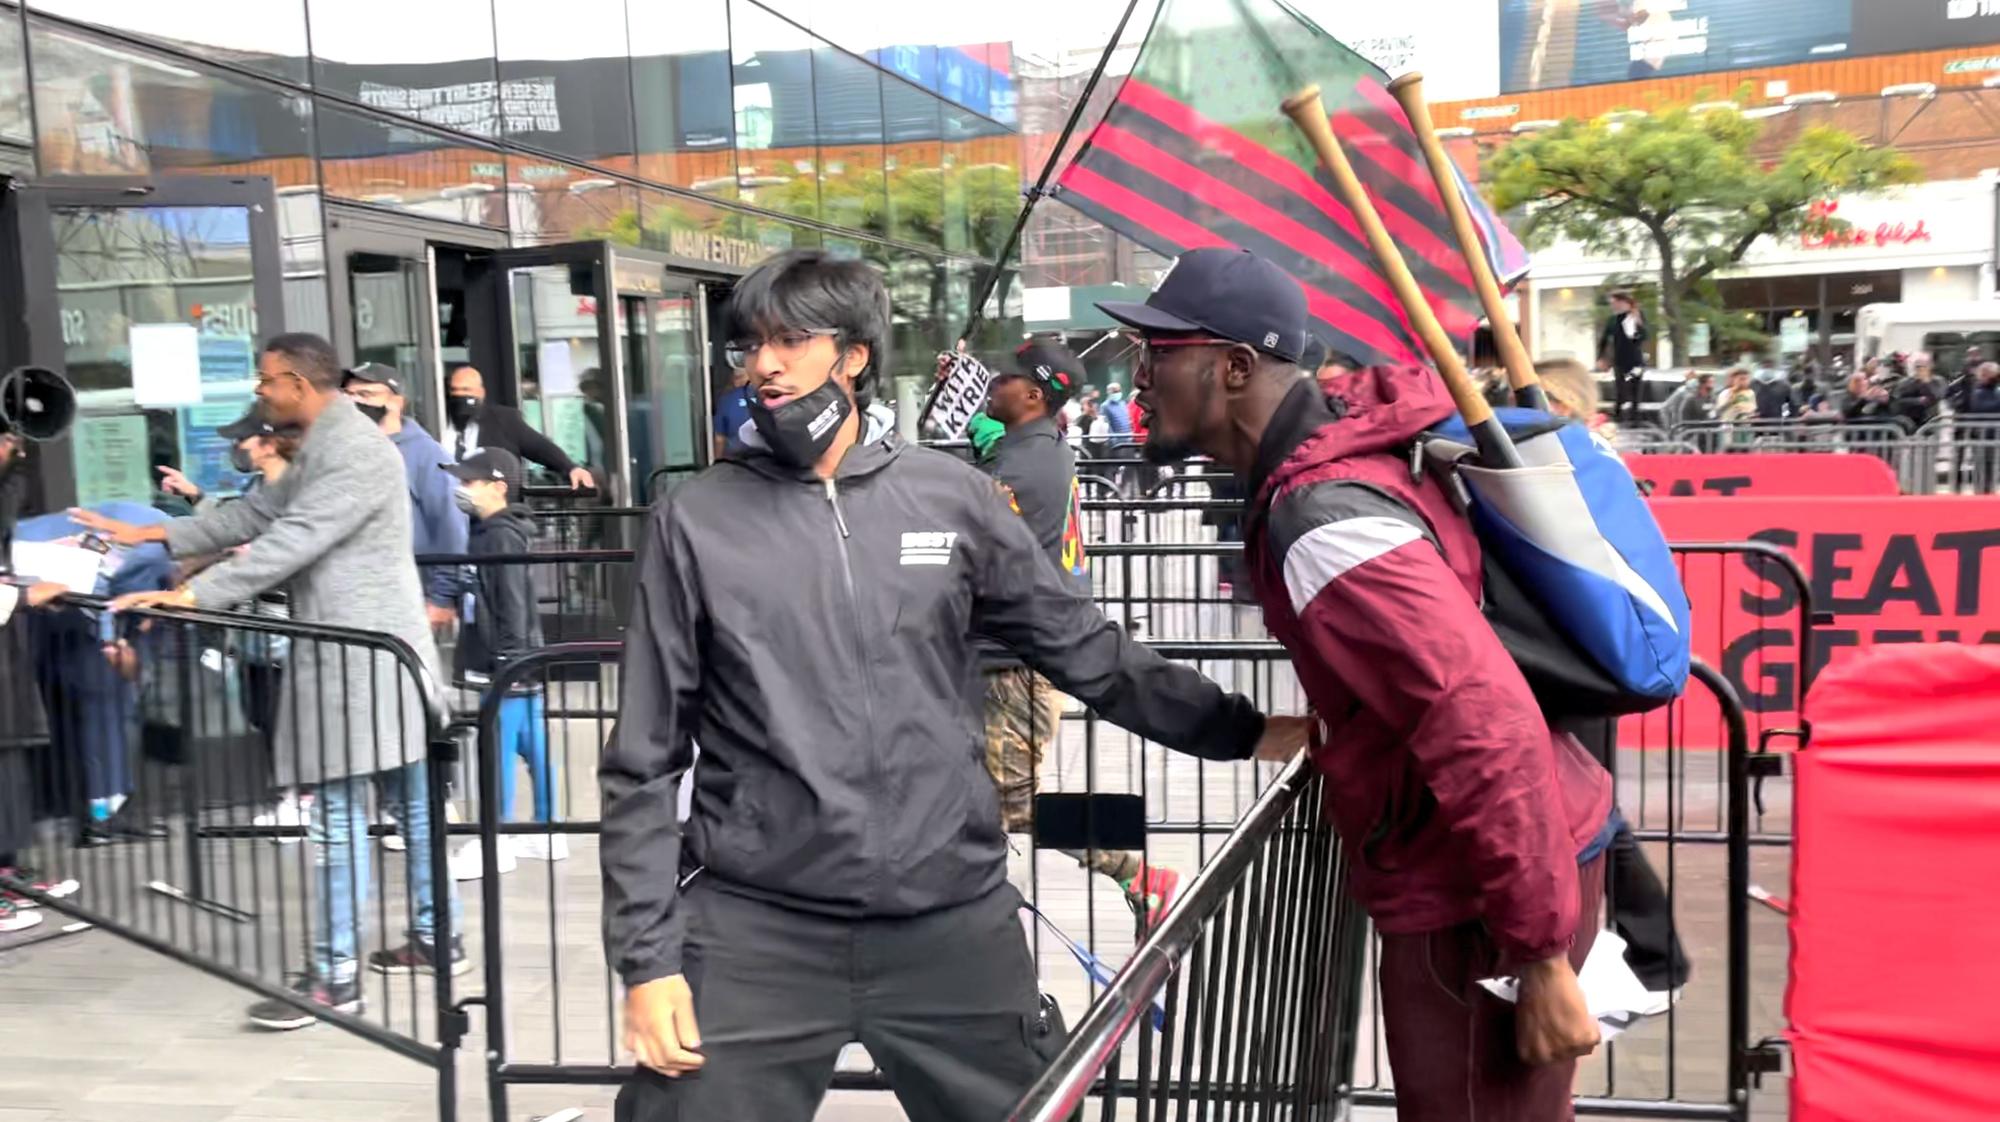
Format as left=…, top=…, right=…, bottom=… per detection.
left=725, top=328, right=839, bottom=371
left=1128, top=333, right=1228, bottom=370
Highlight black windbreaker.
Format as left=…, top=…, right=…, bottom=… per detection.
left=600, top=421, right=1264, bottom=986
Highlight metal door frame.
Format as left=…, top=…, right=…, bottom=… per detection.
left=489, top=241, right=627, bottom=501
left=325, top=205, right=508, bottom=434
left=3, top=174, right=288, bottom=511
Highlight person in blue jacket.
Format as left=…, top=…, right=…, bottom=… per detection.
left=343, top=364, right=467, bottom=626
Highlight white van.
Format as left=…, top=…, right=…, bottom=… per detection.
left=1856, top=301, right=2000, bottom=372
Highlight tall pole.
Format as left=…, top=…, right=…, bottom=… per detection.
left=1282, top=84, right=1521, bottom=468
left=919, top=0, right=1149, bottom=430
left=1387, top=72, right=1546, bottom=412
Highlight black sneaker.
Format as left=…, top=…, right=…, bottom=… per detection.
left=246, top=975, right=363, bottom=1031
left=367, top=935, right=472, bottom=977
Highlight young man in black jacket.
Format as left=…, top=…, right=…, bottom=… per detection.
left=603, top=250, right=1308, bottom=1122
left=446, top=448, right=559, bottom=865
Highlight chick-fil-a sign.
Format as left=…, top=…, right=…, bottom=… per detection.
left=1801, top=198, right=1932, bottom=250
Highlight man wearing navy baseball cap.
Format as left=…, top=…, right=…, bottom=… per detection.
left=1099, top=247, right=1612, bottom=1122
left=1096, top=248, right=1313, bottom=466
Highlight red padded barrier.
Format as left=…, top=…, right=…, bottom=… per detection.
left=1791, top=643, right=2000, bottom=1122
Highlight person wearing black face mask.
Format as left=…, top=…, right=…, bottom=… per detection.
left=344, top=364, right=467, bottom=628
left=602, top=249, right=1310, bottom=1121
left=441, top=366, right=596, bottom=492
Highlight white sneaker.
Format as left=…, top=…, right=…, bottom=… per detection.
left=450, top=839, right=515, bottom=881
left=381, top=829, right=406, bottom=852
left=0, top=904, right=44, bottom=934
left=514, top=833, right=570, bottom=862
left=253, top=794, right=310, bottom=845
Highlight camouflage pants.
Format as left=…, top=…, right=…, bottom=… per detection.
left=982, top=666, right=1141, bottom=885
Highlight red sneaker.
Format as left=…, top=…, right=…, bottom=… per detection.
left=1123, top=865, right=1181, bottom=930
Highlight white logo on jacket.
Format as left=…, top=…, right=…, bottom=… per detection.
left=900, top=530, right=958, bottom=566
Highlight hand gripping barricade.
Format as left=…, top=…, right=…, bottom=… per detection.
left=1422, top=407, right=1693, bottom=716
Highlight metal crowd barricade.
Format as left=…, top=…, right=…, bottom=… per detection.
left=1669, top=417, right=1913, bottom=454
left=0, top=595, right=467, bottom=1119
left=417, top=550, right=637, bottom=648
left=1007, top=750, right=1368, bottom=1121
left=458, top=638, right=1311, bottom=1120
left=1913, top=415, right=2000, bottom=494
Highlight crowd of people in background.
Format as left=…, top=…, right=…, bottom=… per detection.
left=1663, top=351, right=2000, bottom=432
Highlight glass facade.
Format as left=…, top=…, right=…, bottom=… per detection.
left=2, top=0, right=1087, bottom=501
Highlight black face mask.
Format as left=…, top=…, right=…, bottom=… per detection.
left=447, top=396, right=480, bottom=426
left=750, top=380, right=853, bottom=469
left=355, top=402, right=389, bottom=426
left=230, top=445, right=257, bottom=475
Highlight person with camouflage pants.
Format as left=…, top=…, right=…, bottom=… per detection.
left=970, top=341, right=1180, bottom=925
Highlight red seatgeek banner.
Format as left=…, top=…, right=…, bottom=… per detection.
left=1632, top=497, right=2000, bottom=746
left=1626, top=453, right=1900, bottom=498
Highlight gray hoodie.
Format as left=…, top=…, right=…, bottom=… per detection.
left=600, top=415, right=1263, bottom=986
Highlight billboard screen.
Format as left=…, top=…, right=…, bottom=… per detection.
left=1499, top=0, right=1856, bottom=93
left=1853, top=0, right=2000, bottom=57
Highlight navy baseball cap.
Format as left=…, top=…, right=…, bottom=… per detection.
left=1096, top=248, right=1310, bottom=364
left=443, top=446, right=524, bottom=494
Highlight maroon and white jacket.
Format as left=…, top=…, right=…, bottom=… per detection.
left=1243, top=368, right=1613, bottom=966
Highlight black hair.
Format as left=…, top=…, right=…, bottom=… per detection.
left=264, top=332, right=342, bottom=390
left=726, top=249, right=890, bottom=402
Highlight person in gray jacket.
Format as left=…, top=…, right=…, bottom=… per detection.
left=604, top=250, right=1309, bottom=1122
left=89, top=333, right=462, bottom=1030
left=975, top=340, right=1183, bottom=924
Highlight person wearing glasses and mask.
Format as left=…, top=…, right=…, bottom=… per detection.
left=602, top=249, right=1310, bottom=1121
left=72, top=333, right=463, bottom=1027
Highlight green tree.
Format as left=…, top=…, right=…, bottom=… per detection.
left=1486, top=97, right=1920, bottom=361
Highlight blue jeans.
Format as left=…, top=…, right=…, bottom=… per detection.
left=310, top=762, right=460, bottom=983
left=496, top=692, right=552, bottom=823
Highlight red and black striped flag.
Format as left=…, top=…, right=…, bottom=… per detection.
left=1052, top=0, right=1530, bottom=369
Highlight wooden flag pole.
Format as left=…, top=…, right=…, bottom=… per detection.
left=1387, top=71, right=1546, bottom=412
left=1279, top=84, right=1522, bottom=467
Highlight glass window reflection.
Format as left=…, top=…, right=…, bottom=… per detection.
left=310, top=0, right=500, bottom=140
left=731, top=0, right=819, bottom=222
left=507, top=155, right=640, bottom=246
left=883, top=76, right=942, bottom=248
left=628, top=0, right=736, bottom=199
left=29, top=0, right=310, bottom=85
left=0, top=8, right=31, bottom=148
left=31, top=21, right=313, bottom=181
left=815, top=44, right=884, bottom=237
left=493, top=0, right=635, bottom=167
left=316, top=99, right=508, bottom=227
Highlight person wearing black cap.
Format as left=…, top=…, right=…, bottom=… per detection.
left=1098, top=247, right=1611, bottom=1122
left=344, top=364, right=466, bottom=628
left=974, top=341, right=1184, bottom=924
left=443, top=447, right=558, bottom=867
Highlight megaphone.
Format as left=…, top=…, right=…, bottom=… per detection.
left=0, top=365, right=76, bottom=442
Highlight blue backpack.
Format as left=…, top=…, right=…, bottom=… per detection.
left=1422, top=408, right=1691, bottom=715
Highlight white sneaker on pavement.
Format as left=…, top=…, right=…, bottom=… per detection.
left=381, top=828, right=406, bottom=852
left=252, top=793, right=310, bottom=845
left=514, top=833, right=570, bottom=862
left=450, top=838, right=515, bottom=881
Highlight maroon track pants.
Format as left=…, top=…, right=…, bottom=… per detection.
left=1377, top=858, right=1606, bottom=1122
